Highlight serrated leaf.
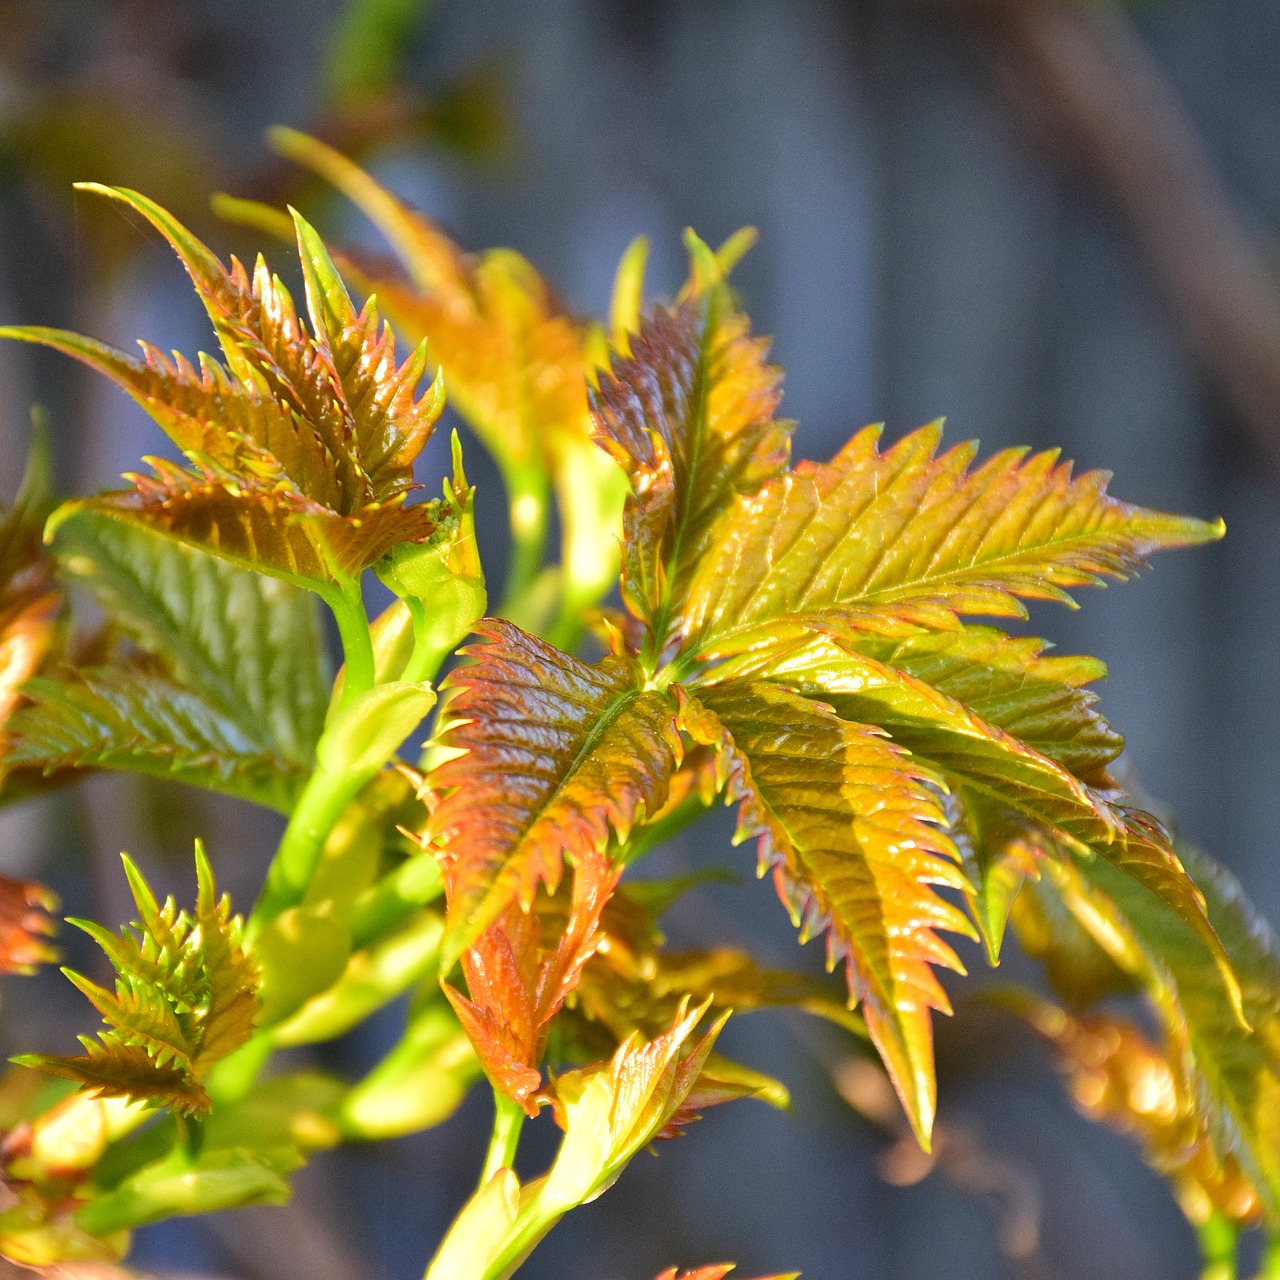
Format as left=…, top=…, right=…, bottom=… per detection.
left=589, top=299, right=791, bottom=650
left=268, top=128, right=626, bottom=619
left=679, top=682, right=971, bottom=1148
left=50, top=509, right=329, bottom=766
left=679, top=422, right=1223, bottom=661
left=20, top=845, right=258, bottom=1116
left=443, top=848, right=621, bottom=1113
left=1, top=187, right=445, bottom=590
left=428, top=619, right=682, bottom=967
left=748, top=633, right=1232, bottom=995
left=5, top=665, right=306, bottom=811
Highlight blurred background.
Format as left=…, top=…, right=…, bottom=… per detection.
left=1, top=0, right=1278, bottom=1277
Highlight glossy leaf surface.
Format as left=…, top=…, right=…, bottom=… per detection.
left=429, top=620, right=681, bottom=966
left=680, top=422, right=1222, bottom=659
left=681, top=683, right=969, bottom=1147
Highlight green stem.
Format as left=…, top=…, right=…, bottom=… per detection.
left=1197, top=1213, right=1237, bottom=1280
left=330, top=577, right=376, bottom=711
left=250, top=754, right=369, bottom=928
left=250, top=578, right=378, bottom=929
left=498, top=462, right=550, bottom=621
left=400, top=595, right=453, bottom=686
left=479, top=1092, right=525, bottom=1188
left=618, top=787, right=712, bottom=866
left=204, top=1029, right=278, bottom=1105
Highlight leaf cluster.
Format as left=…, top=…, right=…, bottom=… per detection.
left=16, top=845, right=257, bottom=1117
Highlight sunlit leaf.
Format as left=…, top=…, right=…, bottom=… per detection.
left=679, top=422, right=1223, bottom=660
left=1, top=188, right=445, bottom=591
left=16, top=844, right=258, bottom=1116
left=1019, top=997, right=1264, bottom=1230
left=589, top=298, right=790, bottom=650
left=6, top=664, right=307, bottom=812
left=428, top=620, right=681, bottom=967
left=1032, top=845, right=1280, bottom=1221
left=679, top=683, right=970, bottom=1149
left=443, top=848, right=621, bottom=1113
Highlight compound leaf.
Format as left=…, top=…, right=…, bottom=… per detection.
left=5, top=665, right=307, bottom=812
left=1, top=188, right=445, bottom=592
left=590, top=299, right=790, bottom=649
left=50, top=509, right=329, bottom=766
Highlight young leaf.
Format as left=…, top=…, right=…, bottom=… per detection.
left=268, top=127, right=626, bottom=620
left=747, top=633, right=1235, bottom=996
left=679, top=683, right=971, bottom=1149
left=2, top=189, right=444, bottom=592
left=678, top=422, right=1223, bottom=661
left=428, top=620, right=682, bottom=967
left=17, top=844, right=258, bottom=1116
left=442, top=848, right=622, bottom=1113
left=589, top=299, right=791, bottom=652
left=4, top=510, right=331, bottom=809
left=51, top=504, right=330, bottom=763
left=1021, top=844, right=1280, bottom=1223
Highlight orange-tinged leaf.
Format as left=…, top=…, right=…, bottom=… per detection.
left=429, top=620, right=682, bottom=968
left=680, top=683, right=972, bottom=1148
left=653, top=1268, right=800, bottom=1280
left=1, top=188, right=445, bottom=590
left=0, top=875, right=58, bottom=974
left=269, top=127, right=587, bottom=474
left=58, top=455, right=440, bottom=589
left=443, top=848, right=623, bottom=1113
left=745, top=633, right=1232, bottom=997
left=589, top=300, right=791, bottom=650
left=680, top=423, right=1223, bottom=660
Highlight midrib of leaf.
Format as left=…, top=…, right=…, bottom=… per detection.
left=647, top=300, right=715, bottom=664
left=691, top=516, right=1171, bottom=663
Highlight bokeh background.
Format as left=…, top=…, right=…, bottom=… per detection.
left=1, top=1, right=1279, bottom=1277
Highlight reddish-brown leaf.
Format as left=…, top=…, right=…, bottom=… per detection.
left=429, top=620, right=682, bottom=968
left=443, top=848, right=623, bottom=1113
left=589, top=300, right=791, bottom=650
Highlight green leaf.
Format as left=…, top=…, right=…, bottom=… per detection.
left=1055, top=847, right=1280, bottom=1221
left=680, top=682, right=972, bottom=1149
left=678, top=422, right=1223, bottom=661
left=428, top=620, right=682, bottom=969
left=5, top=666, right=306, bottom=812
left=589, top=298, right=791, bottom=652
left=749, top=633, right=1233, bottom=995
left=50, top=509, right=329, bottom=766
left=19, top=844, right=258, bottom=1116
